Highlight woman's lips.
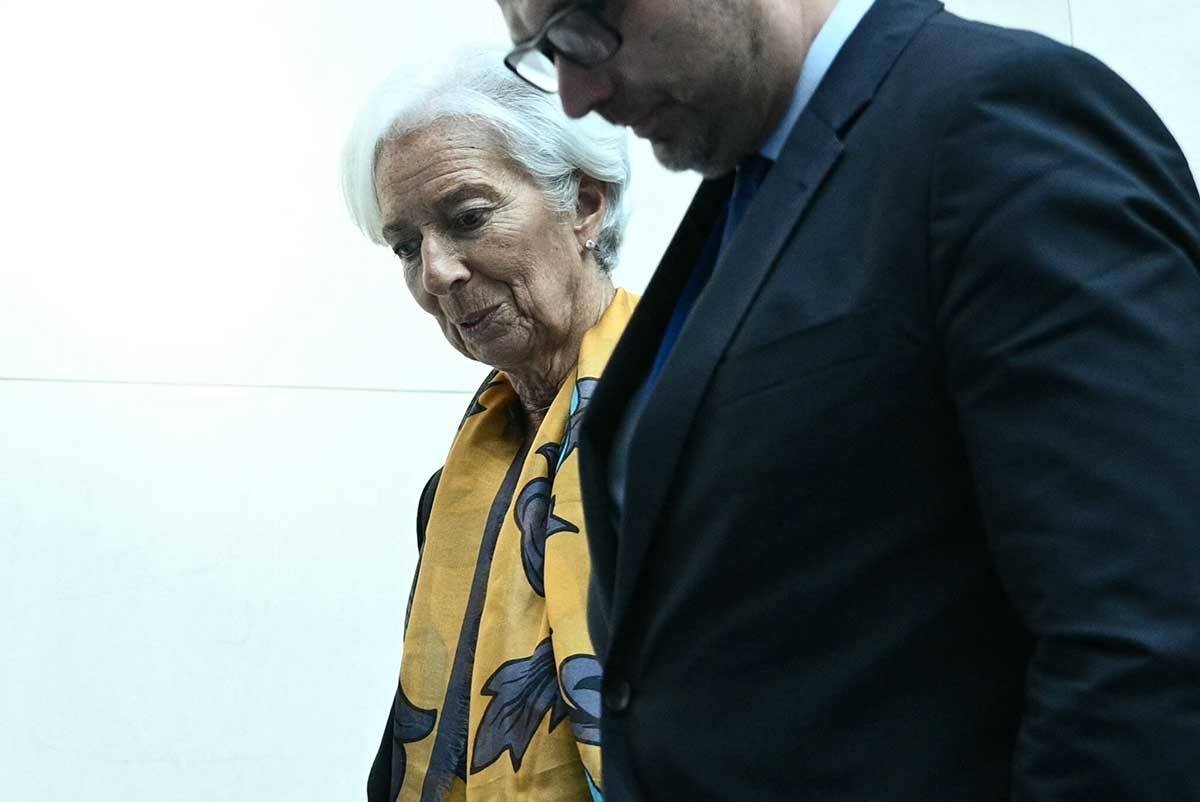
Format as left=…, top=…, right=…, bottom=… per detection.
left=456, top=305, right=499, bottom=334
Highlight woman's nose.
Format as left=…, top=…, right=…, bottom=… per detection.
left=420, top=236, right=470, bottom=295
left=556, top=57, right=615, bottom=119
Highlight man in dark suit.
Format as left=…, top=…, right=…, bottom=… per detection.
left=495, top=0, right=1200, bottom=799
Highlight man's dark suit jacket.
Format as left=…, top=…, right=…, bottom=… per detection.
left=578, top=1, right=1200, bottom=800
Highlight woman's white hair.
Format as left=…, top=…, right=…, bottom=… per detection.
left=342, top=47, right=630, bottom=273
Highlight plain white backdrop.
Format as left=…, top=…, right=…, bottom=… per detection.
left=1, top=1, right=1197, bottom=798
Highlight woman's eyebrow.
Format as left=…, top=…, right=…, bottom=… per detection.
left=380, top=184, right=502, bottom=239
left=436, top=183, right=502, bottom=206
left=380, top=216, right=411, bottom=241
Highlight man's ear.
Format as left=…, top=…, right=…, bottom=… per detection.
left=574, top=172, right=609, bottom=243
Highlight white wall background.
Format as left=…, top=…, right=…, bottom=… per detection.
left=1, top=1, right=1196, bottom=799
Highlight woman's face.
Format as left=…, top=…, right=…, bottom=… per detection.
left=374, top=122, right=606, bottom=373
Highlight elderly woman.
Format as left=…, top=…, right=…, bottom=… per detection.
left=343, top=51, right=633, bottom=802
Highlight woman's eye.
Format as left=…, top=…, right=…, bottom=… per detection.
left=394, top=238, right=420, bottom=260
left=455, top=208, right=488, bottom=231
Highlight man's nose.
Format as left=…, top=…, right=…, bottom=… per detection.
left=556, top=57, right=615, bottom=119
left=420, top=236, right=470, bottom=296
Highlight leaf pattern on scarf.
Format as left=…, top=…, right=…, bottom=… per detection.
left=557, top=377, right=598, bottom=471
left=457, top=370, right=502, bottom=430
left=515, top=443, right=580, bottom=597
left=470, top=637, right=570, bottom=774
left=559, top=653, right=603, bottom=746
left=389, top=685, right=438, bottom=792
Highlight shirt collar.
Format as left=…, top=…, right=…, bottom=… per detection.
left=759, top=0, right=876, bottom=161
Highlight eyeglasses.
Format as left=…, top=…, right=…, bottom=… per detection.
left=504, top=1, right=623, bottom=93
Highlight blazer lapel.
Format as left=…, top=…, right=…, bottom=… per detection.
left=609, top=123, right=844, bottom=627
left=594, top=0, right=948, bottom=636
left=578, top=179, right=731, bottom=624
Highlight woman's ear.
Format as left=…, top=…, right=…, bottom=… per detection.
left=573, top=172, right=608, bottom=244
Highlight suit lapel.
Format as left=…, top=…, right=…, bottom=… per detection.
left=589, top=0, right=948, bottom=636
left=578, top=179, right=731, bottom=620
left=610, top=121, right=844, bottom=625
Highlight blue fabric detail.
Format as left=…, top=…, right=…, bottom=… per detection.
left=646, top=200, right=728, bottom=387
left=722, top=154, right=774, bottom=252
left=585, top=768, right=603, bottom=802
left=646, top=155, right=773, bottom=389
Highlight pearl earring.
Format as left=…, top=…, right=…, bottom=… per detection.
left=584, top=238, right=597, bottom=251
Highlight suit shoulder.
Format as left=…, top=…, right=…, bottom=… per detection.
left=913, top=10, right=1132, bottom=97
left=895, top=9, right=1178, bottom=153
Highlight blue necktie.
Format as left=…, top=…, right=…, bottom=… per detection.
left=721, top=153, right=774, bottom=257
left=647, top=154, right=773, bottom=385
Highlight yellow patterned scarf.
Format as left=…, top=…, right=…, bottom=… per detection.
left=390, top=290, right=636, bottom=802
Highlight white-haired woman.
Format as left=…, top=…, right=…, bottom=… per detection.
left=344, top=50, right=633, bottom=802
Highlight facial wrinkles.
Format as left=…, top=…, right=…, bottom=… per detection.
left=378, top=146, right=499, bottom=322
left=378, top=141, right=492, bottom=242
left=378, top=145, right=492, bottom=230
left=376, top=122, right=599, bottom=392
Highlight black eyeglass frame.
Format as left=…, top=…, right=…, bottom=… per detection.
left=503, top=1, right=623, bottom=92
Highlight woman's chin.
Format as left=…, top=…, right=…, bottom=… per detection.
left=458, top=337, right=524, bottom=373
